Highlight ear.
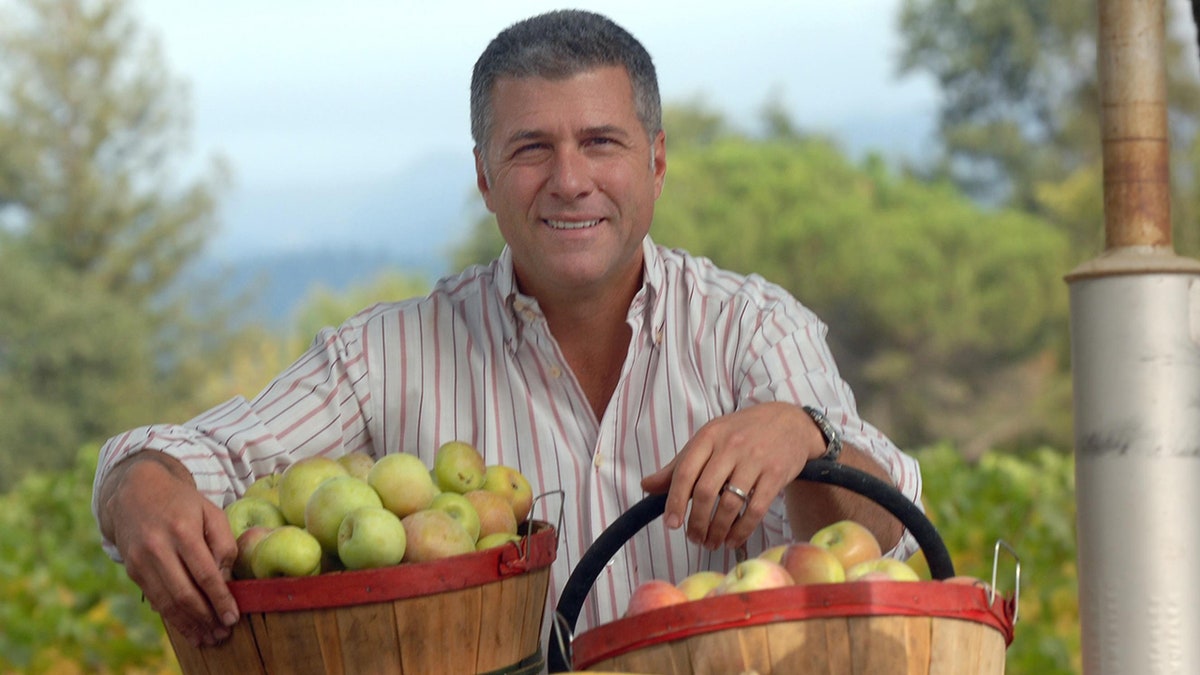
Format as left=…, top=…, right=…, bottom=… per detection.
left=474, top=147, right=495, bottom=211
left=651, top=130, right=667, bottom=200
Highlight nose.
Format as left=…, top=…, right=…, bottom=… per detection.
left=547, top=146, right=593, bottom=200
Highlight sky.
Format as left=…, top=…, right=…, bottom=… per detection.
left=130, top=1, right=941, bottom=259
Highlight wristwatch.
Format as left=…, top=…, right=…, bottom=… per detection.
left=802, top=405, right=842, bottom=462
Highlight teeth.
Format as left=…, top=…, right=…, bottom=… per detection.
left=545, top=219, right=600, bottom=230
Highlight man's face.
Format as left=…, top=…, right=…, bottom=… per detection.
left=475, top=66, right=666, bottom=301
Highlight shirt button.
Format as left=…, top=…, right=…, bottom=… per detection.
left=549, top=366, right=562, bottom=378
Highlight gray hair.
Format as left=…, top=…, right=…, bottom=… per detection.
left=469, top=10, right=662, bottom=157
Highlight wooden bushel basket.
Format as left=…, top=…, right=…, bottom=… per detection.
left=166, top=519, right=557, bottom=675
left=549, top=461, right=1019, bottom=674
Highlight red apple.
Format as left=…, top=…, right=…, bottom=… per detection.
left=463, top=489, right=518, bottom=539
left=809, top=519, right=882, bottom=570
left=780, top=542, right=846, bottom=585
left=625, top=580, right=689, bottom=618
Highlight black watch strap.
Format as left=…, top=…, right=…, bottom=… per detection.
left=802, top=405, right=842, bottom=462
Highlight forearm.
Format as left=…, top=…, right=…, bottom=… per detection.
left=783, top=444, right=905, bottom=553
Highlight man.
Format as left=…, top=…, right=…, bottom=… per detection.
left=93, top=9, right=922, bottom=650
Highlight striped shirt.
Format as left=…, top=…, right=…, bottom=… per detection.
left=93, top=236, right=921, bottom=631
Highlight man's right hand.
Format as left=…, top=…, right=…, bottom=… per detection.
left=97, top=452, right=240, bottom=647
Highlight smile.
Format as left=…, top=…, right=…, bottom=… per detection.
left=544, top=218, right=601, bottom=230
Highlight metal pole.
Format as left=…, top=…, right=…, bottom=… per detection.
left=1067, top=1, right=1200, bottom=673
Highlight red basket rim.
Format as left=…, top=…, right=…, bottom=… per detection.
left=230, top=520, right=557, bottom=613
left=572, top=580, right=1017, bottom=670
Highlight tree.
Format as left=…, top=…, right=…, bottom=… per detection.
left=897, top=0, right=1200, bottom=257
left=0, top=0, right=232, bottom=487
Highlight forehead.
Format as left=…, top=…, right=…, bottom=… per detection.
left=488, top=66, right=639, bottom=140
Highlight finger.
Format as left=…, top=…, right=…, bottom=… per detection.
left=640, top=454, right=679, bottom=495
left=685, top=455, right=736, bottom=546
left=125, top=543, right=220, bottom=648
left=200, top=502, right=241, bottom=628
left=704, top=475, right=755, bottom=549
left=725, top=465, right=792, bottom=548
left=663, top=441, right=714, bottom=532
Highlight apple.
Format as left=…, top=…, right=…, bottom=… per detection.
left=481, top=464, right=534, bottom=523
left=337, top=450, right=376, bottom=480
left=476, top=532, right=523, bottom=551
left=625, top=580, right=689, bottom=618
left=809, top=519, right=882, bottom=570
left=400, top=509, right=477, bottom=563
left=304, top=475, right=384, bottom=554
left=780, top=542, right=846, bottom=585
left=432, top=440, right=486, bottom=494
left=278, top=456, right=349, bottom=526
left=225, top=496, right=286, bottom=538
left=337, top=506, right=407, bottom=570
left=758, top=544, right=788, bottom=564
left=368, top=453, right=440, bottom=518
left=845, top=557, right=921, bottom=582
left=243, top=472, right=282, bottom=506
left=676, top=570, right=725, bottom=601
left=429, top=492, right=482, bottom=542
left=250, top=525, right=323, bottom=578
left=713, top=558, right=795, bottom=595
left=232, top=525, right=274, bottom=580
left=463, top=489, right=518, bottom=539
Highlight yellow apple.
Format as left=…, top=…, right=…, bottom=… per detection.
left=845, top=557, right=920, bottom=582
left=278, top=456, right=348, bottom=526
left=809, top=519, right=882, bottom=570
left=476, top=532, right=522, bottom=551
left=337, top=450, right=376, bottom=480
left=758, top=544, right=788, bottom=564
left=481, top=464, right=534, bottom=523
left=780, top=542, right=845, bottom=585
left=676, top=570, right=725, bottom=601
left=429, top=492, right=481, bottom=542
left=368, top=453, right=439, bottom=518
left=713, top=559, right=795, bottom=595
left=432, top=440, right=486, bottom=494
left=243, top=472, right=282, bottom=506
left=304, top=475, right=384, bottom=554
left=463, top=489, right=518, bottom=539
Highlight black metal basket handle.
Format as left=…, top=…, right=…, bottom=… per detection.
left=548, top=459, right=954, bottom=673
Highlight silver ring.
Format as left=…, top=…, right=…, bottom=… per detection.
left=723, top=483, right=750, bottom=501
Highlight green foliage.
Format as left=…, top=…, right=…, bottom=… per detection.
left=0, top=446, right=174, bottom=673
left=916, top=444, right=1079, bottom=674
left=0, top=0, right=237, bottom=489
left=650, top=130, right=1072, bottom=454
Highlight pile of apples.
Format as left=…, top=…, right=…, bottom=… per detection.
left=625, top=519, right=937, bottom=618
left=224, top=441, right=534, bottom=580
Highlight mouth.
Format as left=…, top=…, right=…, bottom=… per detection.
left=543, top=218, right=602, bottom=230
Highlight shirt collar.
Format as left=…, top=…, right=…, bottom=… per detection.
left=493, top=235, right=667, bottom=348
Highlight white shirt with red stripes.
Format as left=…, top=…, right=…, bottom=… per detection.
left=93, top=236, right=922, bottom=631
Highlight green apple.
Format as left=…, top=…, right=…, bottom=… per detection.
left=463, top=489, right=518, bottom=539
left=400, top=509, right=477, bottom=563
left=243, top=472, right=282, bottom=506
left=481, top=464, right=534, bottom=523
left=845, top=557, right=920, bottom=582
left=809, top=519, right=882, bottom=571
left=337, top=450, right=376, bottom=480
left=712, top=559, right=795, bottom=595
left=781, top=542, right=846, bottom=585
left=676, top=570, right=725, bottom=601
left=225, top=496, right=286, bottom=539
left=337, top=506, right=407, bottom=570
left=475, top=532, right=522, bottom=551
left=250, top=525, right=323, bottom=578
left=432, top=440, right=486, bottom=494
left=368, top=453, right=440, bottom=518
left=232, top=525, right=274, bottom=580
left=304, top=475, right=384, bottom=554
left=429, top=492, right=481, bottom=542
left=278, top=456, right=349, bottom=526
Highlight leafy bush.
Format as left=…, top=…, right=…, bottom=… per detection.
left=914, top=444, right=1079, bottom=674
left=0, top=446, right=175, bottom=673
